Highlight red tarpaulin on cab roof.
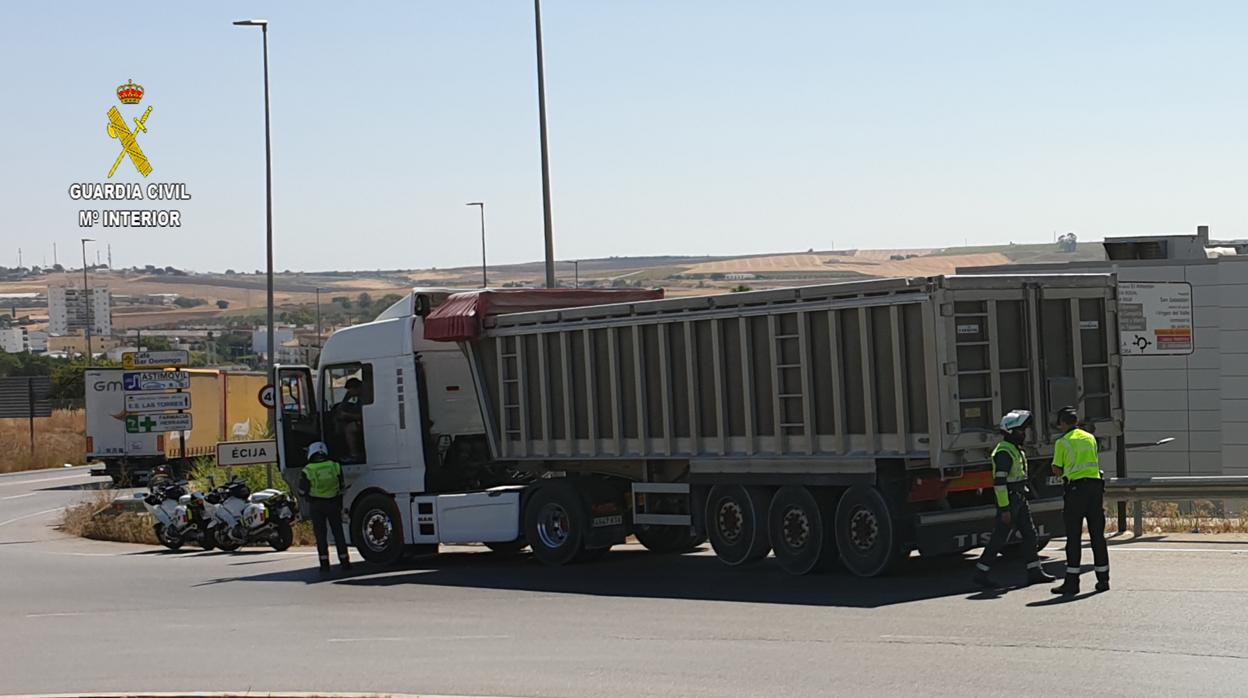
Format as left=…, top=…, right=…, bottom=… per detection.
left=423, top=289, right=664, bottom=342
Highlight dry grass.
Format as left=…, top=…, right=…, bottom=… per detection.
left=1104, top=500, right=1248, bottom=534
left=59, top=490, right=159, bottom=545
left=0, top=410, right=85, bottom=474
left=59, top=488, right=316, bottom=547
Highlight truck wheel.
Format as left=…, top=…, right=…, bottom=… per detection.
left=523, top=481, right=588, bottom=566
left=768, top=486, right=837, bottom=575
left=635, top=525, right=706, bottom=554
left=351, top=493, right=405, bottom=565
left=834, top=485, right=904, bottom=577
left=705, top=484, right=771, bottom=566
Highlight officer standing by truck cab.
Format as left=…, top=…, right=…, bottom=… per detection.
left=299, top=441, right=351, bottom=575
left=974, top=409, right=1056, bottom=589
left=1050, top=406, right=1110, bottom=595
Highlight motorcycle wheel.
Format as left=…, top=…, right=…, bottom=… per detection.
left=154, top=524, right=183, bottom=551
left=270, top=521, right=294, bottom=552
left=198, top=528, right=216, bottom=551
left=210, top=527, right=241, bottom=552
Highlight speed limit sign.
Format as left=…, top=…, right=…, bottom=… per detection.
left=258, top=384, right=276, bottom=409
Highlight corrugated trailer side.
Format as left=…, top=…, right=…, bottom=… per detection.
left=466, top=274, right=1120, bottom=475
left=468, top=278, right=935, bottom=465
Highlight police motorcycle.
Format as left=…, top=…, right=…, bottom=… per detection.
left=139, top=476, right=216, bottom=551
left=204, top=475, right=297, bottom=552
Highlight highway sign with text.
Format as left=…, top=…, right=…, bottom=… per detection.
left=216, top=439, right=278, bottom=466
left=1119, top=281, right=1194, bottom=356
left=124, top=392, right=191, bottom=413
left=122, top=371, right=190, bottom=391
left=121, top=350, right=189, bottom=369
left=125, top=412, right=192, bottom=433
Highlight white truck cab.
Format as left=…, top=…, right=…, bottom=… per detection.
left=274, top=289, right=525, bottom=563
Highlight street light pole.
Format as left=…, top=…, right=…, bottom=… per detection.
left=235, top=18, right=276, bottom=490
left=234, top=18, right=275, bottom=389
left=314, top=287, right=322, bottom=364
left=533, top=0, right=556, bottom=288
left=80, top=238, right=94, bottom=366
left=466, top=202, right=487, bottom=287
left=573, top=259, right=579, bottom=289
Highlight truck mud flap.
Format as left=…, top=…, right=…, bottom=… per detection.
left=913, top=497, right=1065, bottom=557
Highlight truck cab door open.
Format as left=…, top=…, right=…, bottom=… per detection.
left=274, top=365, right=320, bottom=471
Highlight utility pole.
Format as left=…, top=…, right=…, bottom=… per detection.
left=466, top=202, right=488, bottom=287
left=573, top=259, right=579, bottom=288
left=80, top=238, right=95, bottom=366
left=17, top=248, right=22, bottom=269
left=108, top=244, right=113, bottom=270
left=52, top=242, right=57, bottom=267
left=314, top=287, right=322, bottom=364
left=534, top=0, right=556, bottom=287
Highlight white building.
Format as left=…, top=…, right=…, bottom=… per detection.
left=48, top=286, right=111, bottom=337
left=251, top=325, right=295, bottom=359
left=0, top=327, right=48, bottom=353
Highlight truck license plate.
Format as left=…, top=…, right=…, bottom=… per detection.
left=592, top=514, right=623, bottom=528
left=1046, top=476, right=1063, bottom=487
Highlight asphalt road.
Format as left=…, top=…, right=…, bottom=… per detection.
left=2, top=466, right=1248, bottom=697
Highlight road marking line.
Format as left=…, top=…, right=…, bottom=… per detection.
left=1102, top=547, right=1248, bottom=553
left=0, top=508, right=63, bottom=527
left=0, top=473, right=91, bottom=488
left=25, top=612, right=85, bottom=618
left=1, top=493, right=37, bottom=500
left=327, top=637, right=410, bottom=643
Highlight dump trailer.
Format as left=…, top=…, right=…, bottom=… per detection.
left=273, top=275, right=1122, bottom=577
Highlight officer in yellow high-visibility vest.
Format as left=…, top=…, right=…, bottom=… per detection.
left=974, top=409, right=1056, bottom=589
left=299, top=442, right=351, bottom=575
left=1050, top=406, right=1109, bottom=595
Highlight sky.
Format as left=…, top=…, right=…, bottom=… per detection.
left=2, top=2, right=1247, bottom=273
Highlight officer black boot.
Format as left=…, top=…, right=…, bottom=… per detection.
left=1026, top=564, right=1056, bottom=585
left=339, top=555, right=352, bottom=572
left=1051, top=574, right=1080, bottom=595
left=318, top=555, right=331, bottom=576
left=1095, top=572, right=1110, bottom=592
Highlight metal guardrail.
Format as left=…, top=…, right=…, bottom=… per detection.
left=1105, top=476, right=1248, bottom=536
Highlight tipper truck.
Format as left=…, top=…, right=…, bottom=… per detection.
left=274, top=274, right=1122, bottom=576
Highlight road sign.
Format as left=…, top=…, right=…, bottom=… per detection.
left=1119, top=281, right=1194, bottom=356
left=121, top=350, right=189, bottom=370
left=258, top=384, right=276, bottom=409
left=122, top=371, right=190, bottom=392
left=216, top=439, right=278, bottom=466
left=125, top=412, right=192, bottom=434
left=124, top=392, right=191, bottom=413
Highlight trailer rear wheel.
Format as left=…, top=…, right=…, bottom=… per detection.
left=635, top=525, right=706, bottom=554
left=705, top=484, right=771, bottom=566
left=351, top=493, right=405, bottom=565
left=768, top=486, right=837, bottom=575
left=835, top=485, right=904, bottom=577
left=524, top=481, right=588, bottom=566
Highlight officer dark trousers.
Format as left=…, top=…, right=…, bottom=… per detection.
left=308, top=495, right=349, bottom=570
left=976, top=491, right=1042, bottom=577
left=1062, top=478, right=1109, bottom=586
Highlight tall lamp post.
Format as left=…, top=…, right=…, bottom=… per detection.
left=314, top=287, right=322, bottom=366
left=533, top=0, right=556, bottom=287
left=80, top=238, right=94, bottom=366
left=466, top=202, right=488, bottom=287
left=233, top=18, right=275, bottom=393
left=235, top=17, right=276, bottom=489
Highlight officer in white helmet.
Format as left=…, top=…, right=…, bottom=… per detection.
left=973, top=409, right=1056, bottom=589
left=299, top=441, right=350, bottom=575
